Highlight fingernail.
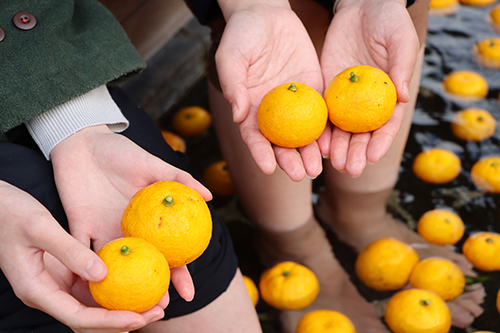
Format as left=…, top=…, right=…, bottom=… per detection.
left=403, top=81, right=410, bottom=100
left=322, top=154, right=331, bottom=159
left=307, top=175, right=317, bottom=180
left=232, top=103, right=239, bottom=119
left=86, top=259, right=107, bottom=281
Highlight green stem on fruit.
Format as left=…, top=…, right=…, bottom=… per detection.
left=288, top=83, right=298, bottom=92
left=420, top=300, right=432, bottom=306
left=349, top=72, right=359, bottom=82
left=163, top=195, right=174, bottom=206
left=121, top=245, right=131, bottom=255
left=283, top=271, right=290, bottom=277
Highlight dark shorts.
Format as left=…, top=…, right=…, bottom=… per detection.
left=0, top=87, right=238, bottom=332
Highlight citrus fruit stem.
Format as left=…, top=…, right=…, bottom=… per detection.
left=349, top=72, right=359, bottom=82
left=163, top=195, right=174, bottom=206
left=420, top=299, right=432, bottom=306
left=288, top=83, right=298, bottom=92
left=121, top=245, right=131, bottom=255
left=283, top=271, right=290, bottom=277
left=492, top=162, right=498, bottom=167
left=486, top=237, right=493, bottom=243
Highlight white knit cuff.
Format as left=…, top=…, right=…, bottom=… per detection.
left=25, top=86, right=129, bottom=160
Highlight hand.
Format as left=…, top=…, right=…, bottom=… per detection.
left=51, top=125, right=211, bottom=304
left=215, top=2, right=328, bottom=181
left=0, top=181, right=166, bottom=333
left=320, top=0, right=420, bottom=177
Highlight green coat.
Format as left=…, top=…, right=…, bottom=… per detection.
left=0, top=0, right=145, bottom=137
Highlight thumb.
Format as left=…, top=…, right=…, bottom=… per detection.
left=43, top=226, right=107, bottom=282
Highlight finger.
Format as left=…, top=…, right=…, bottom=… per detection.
left=297, top=141, right=323, bottom=179
left=239, top=121, right=277, bottom=175
left=170, top=265, right=195, bottom=302
left=215, top=49, right=252, bottom=124
left=317, top=123, right=333, bottom=158
left=366, top=102, right=405, bottom=164
left=329, top=127, right=351, bottom=172
left=274, top=146, right=306, bottom=182
left=345, top=132, right=371, bottom=178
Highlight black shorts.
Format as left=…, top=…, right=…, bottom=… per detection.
left=0, top=87, right=238, bottom=332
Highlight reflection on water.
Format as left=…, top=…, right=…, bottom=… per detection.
left=395, top=2, right=500, bottom=331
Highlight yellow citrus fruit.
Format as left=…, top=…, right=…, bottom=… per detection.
left=460, top=0, right=497, bottom=6
left=257, top=82, right=328, bottom=148
left=242, top=275, right=259, bottom=307
left=462, top=231, right=500, bottom=271
left=451, top=108, right=496, bottom=142
left=202, top=160, right=236, bottom=196
left=409, top=257, right=465, bottom=301
left=497, top=288, right=500, bottom=315
left=430, top=0, right=459, bottom=15
left=171, top=106, right=212, bottom=138
left=355, top=238, right=420, bottom=292
left=324, top=65, right=397, bottom=133
left=384, top=288, right=452, bottom=333
left=417, top=209, right=465, bottom=245
left=470, top=156, right=500, bottom=193
left=474, top=37, right=500, bottom=69
left=121, top=180, right=212, bottom=268
left=259, top=261, right=320, bottom=310
left=161, top=130, right=187, bottom=153
left=89, top=237, right=170, bottom=313
left=295, top=309, right=356, bottom=333
left=442, top=70, right=489, bottom=100
left=491, top=4, right=500, bottom=32
left=412, top=148, right=462, bottom=184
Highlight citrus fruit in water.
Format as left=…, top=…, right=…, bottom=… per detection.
left=259, top=261, right=320, bottom=310
left=412, top=148, right=461, bottom=184
left=355, top=238, right=419, bottom=292
left=202, top=160, right=235, bottom=196
left=474, top=37, right=500, bottom=69
left=462, top=231, right=500, bottom=271
left=242, top=275, right=259, bottom=307
left=89, top=237, right=170, bottom=313
left=417, top=208, right=465, bottom=245
left=121, top=180, right=212, bottom=268
left=324, top=65, right=397, bottom=133
left=470, top=156, right=500, bottom=193
left=161, top=130, right=186, bottom=153
left=296, top=309, right=356, bottom=333
left=451, top=108, right=496, bottom=142
left=409, top=257, right=465, bottom=301
left=257, top=82, right=328, bottom=148
left=442, top=70, right=489, bottom=100
left=429, top=0, right=459, bottom=15
left=460, top=0, right=497, bottom=6
left=171, top=106, right=212, bottom=138
left=384, top=288, right=452, bottom=333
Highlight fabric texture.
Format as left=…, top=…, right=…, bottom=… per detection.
left=0, top=0, right=145, bottom=136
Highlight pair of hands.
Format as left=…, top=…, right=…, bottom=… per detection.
left=216, top=0, right=420, bottom=181
left=0, top=125, right=210, bottom=332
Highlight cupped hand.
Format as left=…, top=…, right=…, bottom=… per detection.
left=51, top=125, right=208, bottom=303
left=215, top=2, right=327, bottom=181
left=0, top=180, right=166, bottom=333
left=320, top=0, right=420, bottom=177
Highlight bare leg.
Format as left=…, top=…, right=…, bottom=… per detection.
left=137, top=269, right=262, bottom=333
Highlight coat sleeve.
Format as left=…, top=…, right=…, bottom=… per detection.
left=0, top=0, right=146, bottom=136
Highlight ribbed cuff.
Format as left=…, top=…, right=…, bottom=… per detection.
left=25, top=86, right=129, bottom=160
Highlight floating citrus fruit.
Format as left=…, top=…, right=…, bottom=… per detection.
left=384, top=288, right=452, bottom=333
left=474, top=37, right=500, bottom=69
left=429, top=0, right=459, bottom=15
left=202, top=160, right=235, bottom=196
left=462, top=231, right=500, bottom=271
left=296, top=309, right=356, bottom=333
left=161, top=130, right=187, bottom=153
left=259, top=261, right=320, bottom=310
left=324, top=65, right=397, bottom=133
left=355, top=238, right=419, bottom=291
left=460, top=0, right=497, bottom=6
left=242, top=275, right=259, bottom=307
left=89, top=237, right=170, bottom=313
left=257, top=82, right=328, bottom=148
left=121, top=180, right=212, bottom=268
left=451, top=108, right=496, bottom=142
left=409, top=257, right=465, bottom=301
left=442, top=70, right=489, bottom=100
left=171, top=106, right=212, bottom=138
left=470, top=156, right=500, bottom=193
left=412, top=148, right=462, bottom=184
left=417, top=208, right=465, bottom=245
left=490, top=4, right=500, bottom=33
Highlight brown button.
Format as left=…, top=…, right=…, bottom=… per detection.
left=13, top=12, right=36, bottom=30
left=0, top=28, right=4, bottom=42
